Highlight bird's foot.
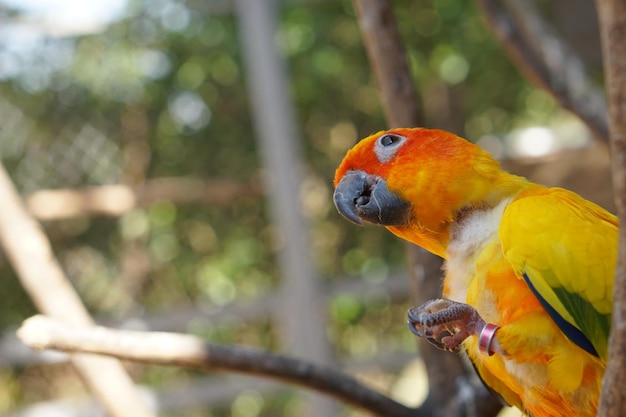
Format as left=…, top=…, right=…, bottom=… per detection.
left=407, top=298, right=499, bottom=355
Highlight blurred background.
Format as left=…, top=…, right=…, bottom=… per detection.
left=0, top=0, right=612, bottom=416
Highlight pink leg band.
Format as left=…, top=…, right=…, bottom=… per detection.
left=478, top=323, right=499, bottom=356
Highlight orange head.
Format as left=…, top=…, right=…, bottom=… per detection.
left=333, top=128, right=528, bottom=257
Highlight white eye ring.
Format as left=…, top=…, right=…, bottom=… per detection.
left=375, top=133, right=407, bottom=163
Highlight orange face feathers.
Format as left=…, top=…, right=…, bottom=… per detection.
left=334, top=128, right=464, bottom=186
left=333, top=128, right=529, bottom=256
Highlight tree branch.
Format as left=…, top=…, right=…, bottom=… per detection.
left=595, top=1, right=626, bottom=416
left=351, top=1, right=503, bottom=416
left=25, top=177, right=261, bottom=221
left=18, top=315, right=423, bottom=417
left=351, top=0, right=421, bottom=128
left=0, top=162, right=154, bottom=417
left=475, top=0, right=609, bottom=142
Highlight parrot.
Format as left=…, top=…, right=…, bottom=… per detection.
left=332, top=127, right=617, bottom=417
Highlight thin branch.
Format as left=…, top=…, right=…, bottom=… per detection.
left=18, top=315, right=423, bottom=417
left=351, top=0, right=421, bottom=128
left=595, top=1, right=626, bottom=416
left=475, top=0, right=609, bottom=142
left=0, top=162, right=154, bottom=417
left=25, top=177, right=261, bottom=221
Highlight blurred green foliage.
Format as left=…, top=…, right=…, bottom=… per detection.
left=0, top=0, right=575, bottom=415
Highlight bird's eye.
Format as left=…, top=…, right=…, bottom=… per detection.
left=374, top=133, right=407, bottom=163
left=380, top=134, right=401, bottom=147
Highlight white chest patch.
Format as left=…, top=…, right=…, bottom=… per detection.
left=444, top=199, right=511, bottom=303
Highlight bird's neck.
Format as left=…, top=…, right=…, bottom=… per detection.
left=387, top=172, right=539, bottom=259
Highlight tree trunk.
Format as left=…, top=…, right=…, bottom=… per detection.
left=595, top=1, right=626, bottom=416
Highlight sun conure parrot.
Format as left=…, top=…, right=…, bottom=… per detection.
left=333, top=127, right=617, bottom=417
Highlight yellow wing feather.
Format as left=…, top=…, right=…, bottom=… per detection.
left=499, top=187, right=617, bottom=359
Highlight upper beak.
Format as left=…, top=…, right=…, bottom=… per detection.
left=333, top=170, right=411, bottom=226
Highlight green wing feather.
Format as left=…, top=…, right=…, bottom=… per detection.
left=500, top=188, right=617, bottom=360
